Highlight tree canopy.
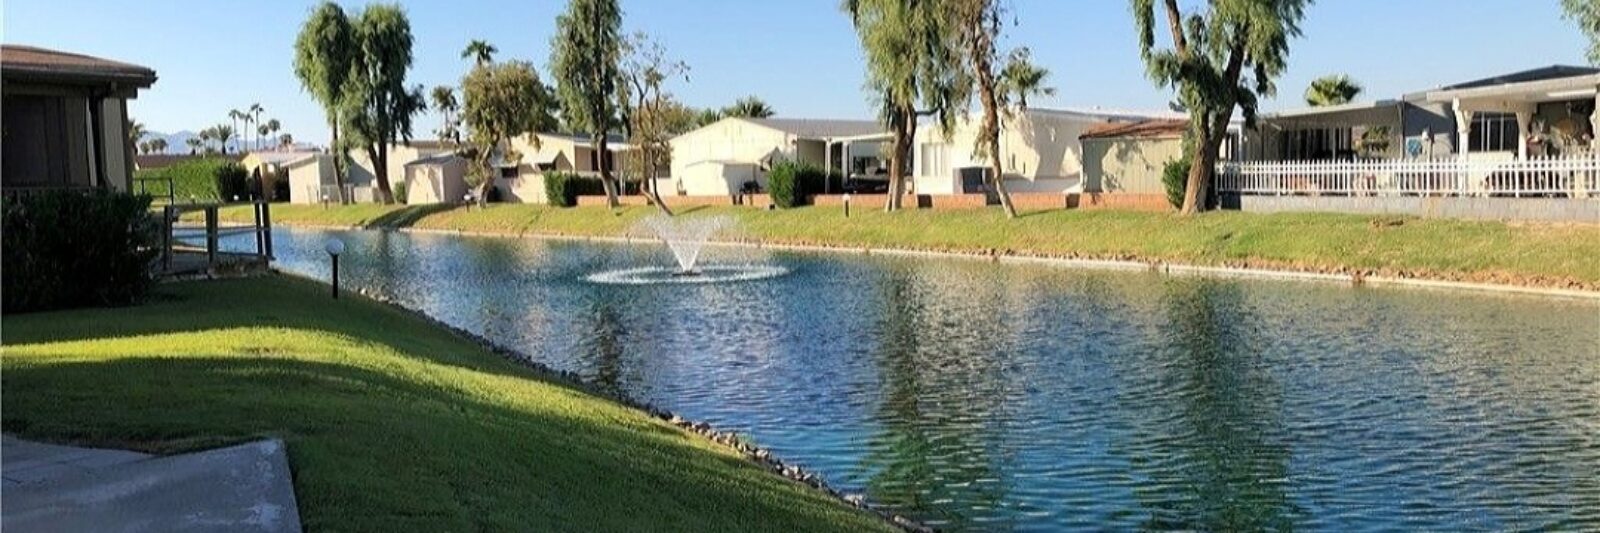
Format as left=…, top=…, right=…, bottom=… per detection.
left=999, top=47, right=1054, bottom=109
left=721, top=96, right=775, bottom=119
left=462, top=39, right=497, bottom=65
left=293, top=1, right=356, bottom=201
left=1564, top=0, right=1600, bottom=65
left=460, top=60, right=558, bottom=204
left=1304, top=74, right=1362, bottom=106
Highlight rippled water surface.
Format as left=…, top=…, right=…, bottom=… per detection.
left=236, top=227, right=1599, bottom=531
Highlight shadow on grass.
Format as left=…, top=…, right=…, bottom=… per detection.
left=358, top=203, right=462, bottom=229
left=1, top=355, right=884, bottom=531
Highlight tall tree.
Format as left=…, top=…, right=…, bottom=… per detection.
left=621, top=31, right=688, bottom=215
left=341, top=3, right=427, bottom=204
left=721, top=95, right=774, bottom=118
left=293, top=1, right=356, bottom=202
left=1133, top=0, right=1309, bottom=214
left=186, top=137, right=203, bottom=155
left=263, top=118, right=282, bottom=148
left=951, top=0, right=1024, bottom=218
left=462, top=39, right=497, bottom=66
left=227, top=109, right=245, bottom=152
left=212, top=124, right=236, bottom=154
left=430, top=85, right=461, bottom=144
left=279, top=133, right=295, bottom=149
left=148, top=137, right=168, bottom=154
left=845, top=0, right=967, bottom=211
left=1304, top=74, right=1361, bottom=106
left=551, top=0, right=626, bottom=208
left=248, top=103, right=265, bottom=149
left=460, top=60, right=558, bottom=207
left=999, top=47, right=1054, bottom=108
left=1563, top=0, right=1599, bottom=65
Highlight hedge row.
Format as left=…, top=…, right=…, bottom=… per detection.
left=2, top=190, right=160, bottom=313
left=543, top=173, right=642, bottom=207
left=133, top=158, right=250, bottom=202
left=766, top=160, right=841, bottom=208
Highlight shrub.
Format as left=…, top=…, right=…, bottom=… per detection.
left=135, top=158, right=250, bottom=202
left=767, top=160, right=828, bottom=208
left=394, top=181, right=408, bottom=204
left=2, top=190, right=160, bottom=313
left=544, top=172, right=579, bottom=206
left=1162, top=157, right=1191, bottom=209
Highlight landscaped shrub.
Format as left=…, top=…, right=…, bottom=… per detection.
left=767, top=160, right=829, bottom=208
left=135, top=158, right=251, bottom=202
left=2, top=190, right=160, bottom=313
left=544, top=172, right=580, bottom=206
left=1162, top=157, right=1191, bottom=209
left=393, top=181, right=408, bottom=204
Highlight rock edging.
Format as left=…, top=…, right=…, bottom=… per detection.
left=286, top=272, right=931, bottom=532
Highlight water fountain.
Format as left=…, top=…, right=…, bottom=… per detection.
left=584, top=214, right=788, bottom=285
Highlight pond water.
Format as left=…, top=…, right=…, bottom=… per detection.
left=230, top=227, right=1599, bottom=531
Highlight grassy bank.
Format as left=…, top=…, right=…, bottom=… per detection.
left=1, top=276, right=891, bottom=531
left=211, top=203, right=1600, bottom=289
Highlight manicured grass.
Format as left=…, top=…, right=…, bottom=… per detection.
left=211, top=203, right=1600, bottom=288
left=1, top=276, right=892, bottom=532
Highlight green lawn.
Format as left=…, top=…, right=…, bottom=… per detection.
left=1, top=275, right=892, bottom=532
left=211, top=203, right=1600, bottom=289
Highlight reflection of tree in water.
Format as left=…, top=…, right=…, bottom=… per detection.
left=575, top=298, right=628, bottom=396
left=858, top=264, right=1015, bottom=531
left=1130, top=279, right=1300, bottom=530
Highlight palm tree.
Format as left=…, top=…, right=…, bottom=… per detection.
left=248, top=103, right=265, bottom=149
left=430, top=85, right=459, bottom=143
left=185, top=137, right=203, bottom=155
left=722, top=96, right=774, bottom=118
left=1305, top=75, right=1362, bottom=107
left=127, top=120, right=148, bottom=146
left=999, top=48, right=1055, bottom=109
left=212, top=124, right=236, bottom=154
left=148, top=138, right=168, bottom=154
left=227, top=109, right=245, bottom=152
left=278, top=133, right=294, bottom=149
left=263, top=119, right=281, bottom=149
left=462, top=39, right=497, bottom=65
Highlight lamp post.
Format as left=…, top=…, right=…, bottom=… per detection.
left=325, top=238, right=345, bottom=299
left=843, top=193, right=851, bottom=218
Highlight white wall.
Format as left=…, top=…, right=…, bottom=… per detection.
left=287, top=155, right=336, bottom=204
left=669, top=118, right=792, bottom=195
left=403, top=160, right=467, bottom=204
left=912, top=108, right=1170, bottom=195
left=348, top=144, right=450, bottom=188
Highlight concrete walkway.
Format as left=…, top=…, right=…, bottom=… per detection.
left=2, top=435, right=301, bottom=533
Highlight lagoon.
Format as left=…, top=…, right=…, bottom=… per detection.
left=233, top=226, right=1599, bottom=531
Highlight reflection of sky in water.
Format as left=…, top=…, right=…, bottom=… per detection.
left=229, top=227, right=1600, bottom=531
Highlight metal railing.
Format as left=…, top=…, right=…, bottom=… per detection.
left=1217, top=154, right=1600, bottom=198
left=160, top=200, right=273, bottom=274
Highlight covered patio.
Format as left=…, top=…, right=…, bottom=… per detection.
left=821, top=132, right=893, bottom=194
left=1426, top=71, right=1600, bottom=161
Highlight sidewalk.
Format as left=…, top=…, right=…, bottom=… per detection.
left=2, top=435, right=301, bottom=533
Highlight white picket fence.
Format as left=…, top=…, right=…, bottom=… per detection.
left=1217, top=155, right=1600, bottom=198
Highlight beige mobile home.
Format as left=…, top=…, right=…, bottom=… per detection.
left=283, top=153, right=338, bottom=204
left=1, top=45, right=156, bottom=193
left=1078, top=119, right=1188, bottom=194
left=668, top=117, right=885, bottom=197
left=495, top=133, right=628, bottom=203
left=403, top=153, right=468, bottom=204
left=911, top=107, right=1184, bottom=195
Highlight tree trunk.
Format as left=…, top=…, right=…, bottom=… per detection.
left=373, top=142, right=395, bottom=204
left=1179, top=38, right=1248, bottom=215
left=330, top=119, right=349, bottom=205
left=596, top=135, right=620, bottom=208
left=973, top=33, right=1017, bottom=219
left=643, top=145, right=674, bottom=216
left=885, top=105, right=916, bottom=212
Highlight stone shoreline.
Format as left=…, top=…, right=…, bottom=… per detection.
left=266, top=271, right=934, bottom=532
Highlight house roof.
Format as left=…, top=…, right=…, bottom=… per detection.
left=1080, top=119, right=1189, bottom=140
left=404, top=152, right=464, bottom=166
left=741, top=118, right=885, bottom=139
left=248, top=151, right=322, bottom=165
left=1432, top=65, right=1600, bottom=92
left=1025, top=106, right=1188, bottom=121
left=2, top=44, right=157, bottom=87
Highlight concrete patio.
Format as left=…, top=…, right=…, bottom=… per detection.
left=2, top=435, right=301, bottom=532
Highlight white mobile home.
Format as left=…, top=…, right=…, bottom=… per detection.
left=402, top=153, right=468, bottom=204
left=668, top=117, right=886, bottom=197
left=911, top=107, right=1185, bottom=195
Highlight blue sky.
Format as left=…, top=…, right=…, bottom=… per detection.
left=3, top=1, right=1588, bottom=144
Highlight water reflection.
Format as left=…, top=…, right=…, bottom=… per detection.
left=233, top=227, right=1600, bottom=531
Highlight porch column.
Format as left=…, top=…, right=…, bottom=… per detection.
left=1592, top=89, right=1600, bottom=152
left=1453, top=99, right=1474, bottom=196
left=824, top=141, right=832, bottom=194
left=1515, top=109, right=1532, bottom=160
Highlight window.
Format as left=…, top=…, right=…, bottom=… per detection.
left=918, top=142, right=948, bottom=177
left=499, top=165, right=519, bottom=179
left=1469, top=113, right=1520, bottom=152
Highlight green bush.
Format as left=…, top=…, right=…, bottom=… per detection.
left=766, top=160, right=828, bottom=208
left=1162, top=157, right=1191, bottom=209
left=543, top=173, right=639, bottom=207
left=2, top=190, right=160, bottom=313
left=134, top=158, right=250, bottom=203
left=393, top=181, right=408, bottom=204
